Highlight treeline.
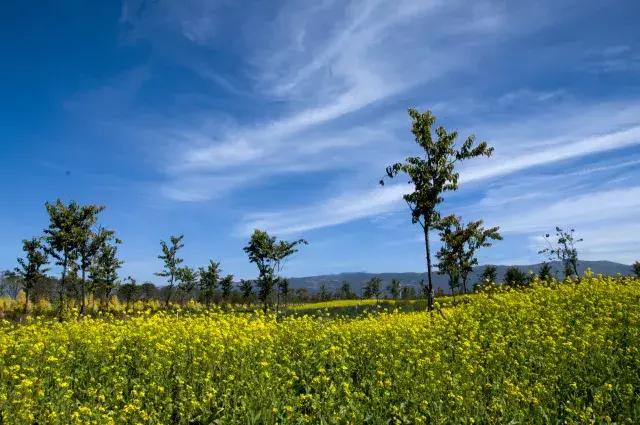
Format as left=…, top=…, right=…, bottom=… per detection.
left=4, top=108, right=640, bottom=319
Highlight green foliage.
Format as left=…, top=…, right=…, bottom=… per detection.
left=436, top=215, right=501, bottom=294
left=400, top=285, right=416, bottom=300
left=156, top=235, right=184, bottom=306
left=363, top=277, right=381, bottom=301
left=243, top=229, right=307, bottom=311
left=43, top=200, right=107, bottom=319
left=118, top=276, right=140, bottom=306
left=239, top=279, right=253, bottom=304
left=15, top=238, right=49, bottom=312
left=338, top=281, right=354, bottom=299
left=381, top=109, right=493, bottom=309
left=632, top=261, right=640, bottom=278
left=504, top=267, right=528, bottom=288
left=318, top=283, right=331, bottom=301
left=476, top=265, right=498, bottom=291
left=89, top=238, right=123, bottom=306
left=386, top=278, right=401, bottom=299
left=198, top=260, right=220, bottom=305
left=176, top=266, right=198, bottom=301
left=220, top=274, right=234, bottom=302
left=539, top=227, right=583, bottom=280
left=538, top=262, right=554, bottom=281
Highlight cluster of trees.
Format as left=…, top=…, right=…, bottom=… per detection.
left=381, top=108, right=501, bottom=307
left=7, top=199, right=308, bottom=317
left=5, top=108, right=640, bottom=318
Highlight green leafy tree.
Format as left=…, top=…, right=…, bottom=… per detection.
left=89, top=239, right=123, bottom=307
left=156, top=235, right=185, bottom=307
left=43, top=200, right=85, bottom=320
left=0, top=270, right=21, bottom=298
left=220, top=274, right=234, bottom=303
left=436, top=235, right=460, bottom=296
left=339, top=281, right=354, bottom=299
left=475, top=265, right=497, bottom=291
left=631, top=261, right=640, bottom=278
left=118, top=276, right=140, bottom=307
left=239, top=279, right=253, bottom=305
left=437, top=215, right=501, bottom=294
left=381, top=109, right=493, bottom=310
left=401, top=285, right=416, bottom=300
left=78, top=222, right=112, bottom=315
left=318, top=283, right=331, bottom=301
left=538, top=262, right=554, bottom=281
left=363, top=277, right=382, bottom=302
left=198, top=260, right=220, bottom=306
left=176, top=266, right=198, bottom=303
left=15, top=238, right=49, bottom=313
left=504, top=267, right=528, bottom=288
left=386, top=278, right=401, bottom=299
left=243, top=229, right=307, bottom=312
left=539, top=227, right=583, bottom=280
left=140, top=282, right=158, bottom=301
left=277, top=278, right=290, bottom=307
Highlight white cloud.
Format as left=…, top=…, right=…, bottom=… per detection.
left=240, top=184, right=408, bottom=235
left=461, top=125, right=640, bottom=183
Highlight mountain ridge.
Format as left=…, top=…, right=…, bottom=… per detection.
left=286, top=260, right=634, bottom=294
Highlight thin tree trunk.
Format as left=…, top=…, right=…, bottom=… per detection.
left=58, top=255, right=67, bottom=322
left=424, top=224, right=434, bottom=311
left=24, top=288, right=29, bottom=314
left=80, top=267, right=86, bottom=315
left=165, top=275, right=173, bottom=307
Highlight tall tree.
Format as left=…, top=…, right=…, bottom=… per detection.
left=475, top=265, right=497, bottom=291
left=243, top=229, right=307, bottom=312
left=318, top=283, right=331, bottom=301
left=78, top=221, right=112, bottom=315
left=0, top=271, right=21, bottom=298
left=220, top=274, right=234, bottom=303
left=156, top=235, right=185, bottom=307
left=401, top=285, right=416, bottom=300
left=118, top=276, right=140, bottom=307
left=15, top=238, right=49, bottom=313
left=89, top=238, right=123, bottom=307
left=363, top=277, right=381, bottom=302
left=504, top=267, right=528, bottom=288
left=386, top=278, right=401, bottom=299
left=277, top=278, right=289, bottom=307
left=339, top=281, right=354, bottom=299
left=539, top=227, right=583, bottom=280
left=140, top=282, right=158, bottom=301
left=239, top=279, right=253, bottom=305
left=43, top=200, right=85, bottom=320
left=176, top=266, right=198, bottom=303
left=381, top=109, right=493, bottom=310
left=198, top=260, right=220, bottom=306
left=633, top=261, right=640, bottom=278
left=436, top=215, right=501, bottom=294
left=538, top=262, right=554, bottom=281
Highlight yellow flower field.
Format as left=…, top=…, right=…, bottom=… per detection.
left=1, top=275, right=639, bottom=424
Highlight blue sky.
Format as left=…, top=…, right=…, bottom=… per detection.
left=1, top=0, right=639, bottom=282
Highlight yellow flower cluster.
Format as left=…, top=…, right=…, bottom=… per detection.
left=1, top=275, right=639, bottom=424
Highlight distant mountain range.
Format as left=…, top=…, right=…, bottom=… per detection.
left=287, top=260, right=634, bottom=294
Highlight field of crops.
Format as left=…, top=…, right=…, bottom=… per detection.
left=1, top=275, right=639, bottom=424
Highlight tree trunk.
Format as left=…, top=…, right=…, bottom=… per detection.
left=58, top=254, right=67, bottom=322
left=80, top=267, right=86, bottom=315
left=165, top=275, right=173, bottom=307
left=24, top=288, right=29, bottom=314
left=424, top=224, right=434, bottom=311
